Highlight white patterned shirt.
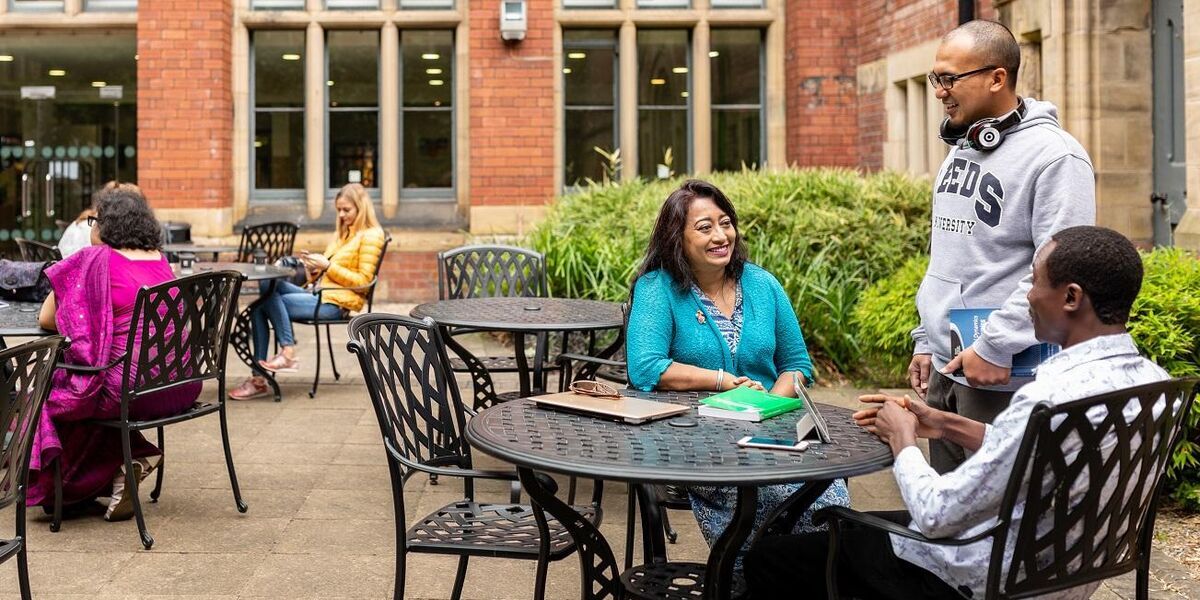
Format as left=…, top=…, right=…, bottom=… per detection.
left=891, top=333, right=1169, bottom=599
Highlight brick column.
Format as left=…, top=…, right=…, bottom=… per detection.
left=784, top=0, right=859, bottom=167
left=467, top=1, right=556, bottom=235
left=137, top=0, right=234, bottom=237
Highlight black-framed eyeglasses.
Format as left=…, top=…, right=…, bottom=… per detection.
left=86, top=216, right=99, bottom=227
left=927, top=65, right=998, bottom=91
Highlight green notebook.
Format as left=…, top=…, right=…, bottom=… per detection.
left=698, top=387, right=804, bottom=422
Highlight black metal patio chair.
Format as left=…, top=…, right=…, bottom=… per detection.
left=347, top=313, right=603, bottom=600
left=49, top=271, right=248, bottom=549
left=556, top=303, right=628, bottom=389
left=816, top=377, right=1198, bottom=600
left=0, top=336, right=65, bottom=600
left=15, top=238, right=61, bottom=263
left=291, top=233, right=391, bottom=398
left=235, top=221, right=299, bottom=264
left=437, top=244, right=550, bottom=409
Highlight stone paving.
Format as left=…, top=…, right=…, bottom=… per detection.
left=0, top=303, right=1196, bottom=599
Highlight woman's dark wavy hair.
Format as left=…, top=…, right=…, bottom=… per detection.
left=635, top=179, right=748, bottom=291
left=94, top=182, right=162, bottom=251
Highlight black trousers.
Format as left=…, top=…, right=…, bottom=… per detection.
left=743, top=511, right=964, bottom=600
left=925, top=371, right=1014, bottom=474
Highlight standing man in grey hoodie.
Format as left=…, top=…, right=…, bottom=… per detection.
left=909, top=20, right=1095, bottom=472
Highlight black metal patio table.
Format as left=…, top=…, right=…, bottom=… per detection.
left=191, top=262, right=295, bottom=402
left=0, top=301, right=51, bottom=344
left=411, top=297, right=623, bottom=400
left=0, top=265, right=293, bottom=399
left=465, top=389, right=894, bottom=600
left=162, top=243, right=239, bottom=262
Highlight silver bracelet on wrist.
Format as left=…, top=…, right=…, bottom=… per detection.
left=715, top=368, right=725, bottom=391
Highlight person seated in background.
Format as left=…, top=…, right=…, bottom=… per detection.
left=228, top=182, right=386, bottom=400
left=57, top=204, right=99, bottom=258
left=745, top=226, right=1168, bottom=600
left=625, top=179, right=850, bottom=572
left=29, top=182, right=203, bottom=521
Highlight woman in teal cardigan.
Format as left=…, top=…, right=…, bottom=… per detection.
left=626, top=179, right=850, bottom=569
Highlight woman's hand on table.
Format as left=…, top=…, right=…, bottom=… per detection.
left=728, top=375, right=765, bottom=391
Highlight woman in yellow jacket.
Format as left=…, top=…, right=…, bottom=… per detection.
left=229, top=183, right=386, bottom=400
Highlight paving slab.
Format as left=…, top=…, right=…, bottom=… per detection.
left=2, top=312, right=1194, bottom=599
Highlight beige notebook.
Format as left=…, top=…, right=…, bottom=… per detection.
left=530, top=391, right=691, bottom=425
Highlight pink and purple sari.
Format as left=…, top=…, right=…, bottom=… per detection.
left=27, top=245, right=201, bottom=507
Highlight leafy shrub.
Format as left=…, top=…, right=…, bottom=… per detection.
left=527, top=168, right=932, bottom=379
left=850, top=255, right=929, bottom=383
left=1128, top=249, right=1200, bottom=509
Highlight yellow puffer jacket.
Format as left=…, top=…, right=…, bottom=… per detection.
left=318, top=227, right=387, bottom=313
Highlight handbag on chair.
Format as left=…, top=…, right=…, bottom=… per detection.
left=0, top=260, right=52, bottom=302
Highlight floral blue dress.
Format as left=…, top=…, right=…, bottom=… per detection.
left=688, top=283, right=851, bottom=570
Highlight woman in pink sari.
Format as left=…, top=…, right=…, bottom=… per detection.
left=28, top=182, right=201, bottom=521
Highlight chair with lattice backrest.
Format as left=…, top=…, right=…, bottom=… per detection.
left=437, top=245, right=550, bottom=408
left=50, top=271, right=248, bottom=549
left=438, top=244, right=547, bottom=301
left=0, top=336, right=64, bottom=600
left=15, top=238, right=62, bottom=263
left=346, top=313, right=603, bottom=600
left=236, top=222, right=299, bottom=264
left=817, top=377, right=1198, bottom=600
left=291, top=233, right=391, bottom=398
left=557, top=303, right=629, bottom=389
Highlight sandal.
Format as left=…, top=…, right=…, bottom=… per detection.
left=228, top=377, right=270, bottom=400
left=105, top=461, right=146, bottom=522
left=258, top=353, right=300, bottom=374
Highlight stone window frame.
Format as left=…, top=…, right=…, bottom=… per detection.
left=881, top=39, right=949, bottom=178
left=250, top=29, right=308, bottom=199
left=561, top=29, right=621, bottom=190
left=554, top=0, right=785, bottom=187
left=233, top=1, right=466, bottom=224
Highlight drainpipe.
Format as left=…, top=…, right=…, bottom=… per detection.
left=959, top=0, right=975, bottom=24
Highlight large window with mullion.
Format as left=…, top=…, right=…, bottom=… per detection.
left=637, top=29, right=690, bottom=179
left=327, top=30, right=380, bottom=190
left=252, top=30, right=306, bottom=194
left=401, top=30, right=454, bottom=193
left=563, top=30, right=618, bottom=187
left=711, top=29, right=763, bottom=172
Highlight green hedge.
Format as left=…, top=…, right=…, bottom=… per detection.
left=853, top=247, right=1200, bottom=509
left=528, top=168, right=932, bottom=378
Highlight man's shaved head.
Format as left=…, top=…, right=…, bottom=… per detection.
left=944, top=20, right=1021, bottom=90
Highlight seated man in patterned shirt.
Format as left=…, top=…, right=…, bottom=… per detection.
left=744, top=225, right=1170, bottom=600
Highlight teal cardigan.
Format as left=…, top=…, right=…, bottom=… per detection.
left=626, top=264, right=815, bottom=392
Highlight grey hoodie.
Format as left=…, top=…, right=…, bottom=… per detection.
left=911, top=97, right=1096, bottom=391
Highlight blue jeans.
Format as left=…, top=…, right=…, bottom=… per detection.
left=250, top=281, right=344, bottom=361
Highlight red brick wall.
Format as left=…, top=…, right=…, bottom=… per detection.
left=468, top=1, right=556, bottom=207
left=851, top=0, right=996, bottom=170
left=378, top=250, right=440, bottom=303
left=784, top=0, right=860, bottom=168
left=136, top=0, right=232, bottom=210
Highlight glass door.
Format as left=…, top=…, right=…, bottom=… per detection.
left=0, top=30, right=137, bottom=256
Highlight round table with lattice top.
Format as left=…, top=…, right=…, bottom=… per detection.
left=0, top=301, right=51, bottom=340
left=411, top=297, right=623, bottom=404
left=466, top=389, right=893, bottom=600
